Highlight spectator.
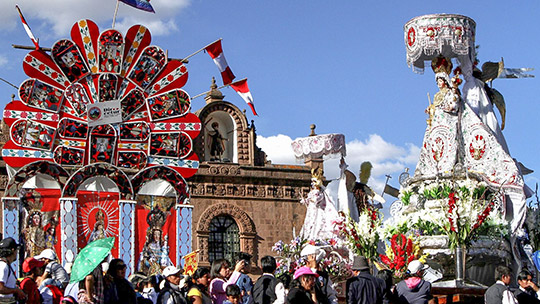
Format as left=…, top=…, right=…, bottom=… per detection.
left=142, top=275, right=159, bottom=304
left=60, top=296, right=79, bottom=304
left=209, top=259, right=243, bottom=304
left=35, top=249, right=70, bottom=289
left=21, top=257, right=45, bottom=304
left=128, top=273, right=153, bottom=304
left=106, top=259, right=137, bottom=304
left=186, top=267, right=212, bottom=304
left=252, top=256, right=285, bottom=304
left=346, top=256, right=386, bottom=304
left=301, top=244, right=338, bottom=304
left=84, top=260, right=106, bottom=304
left=514, top=269, right=540, bottom=303
left=235, top=252, right=254, bottom=304
left=377, top=269, right=396, bottom=303
left=394, top=260, right=435, bottom=304
left=224, top=284, right=242, bottom=304
left=485, top=265, right=517, bottom=304
left=157, top=266, right=186, bottom=304
left=0, top=237, right=27, bottom=302
left=287, top=266, right=325, bottom=304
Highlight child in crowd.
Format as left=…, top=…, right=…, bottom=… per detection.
left=224, top=284, right=242, bottom=304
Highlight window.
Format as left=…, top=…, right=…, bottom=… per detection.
left=208, top=215, right=240, bottom=263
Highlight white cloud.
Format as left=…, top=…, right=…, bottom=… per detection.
left=0, top=0, right=190, bottom=37
left=0, top=55, right=8, bottom=67
left=257, top=133, right=420, bottom=193
left=256, top=134, right=297, bottom=165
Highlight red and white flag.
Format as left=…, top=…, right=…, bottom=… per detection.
left=205, top=39, right=235, bottom=85
left=230, top=78, right=258, bottom=116
left=15, top=5, right=39, bottom=50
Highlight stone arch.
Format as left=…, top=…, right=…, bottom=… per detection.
left=62, top=162, right=133, bottom=199
left=195, top=102, right=252, bottom=165
left=6, top=161, right=69, bottom=197
left=131, top=166, right=188, bottom=205
left=196, top=203, right=257, bottom=265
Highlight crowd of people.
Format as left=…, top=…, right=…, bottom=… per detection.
left=0, top=236, right=539, bottom=304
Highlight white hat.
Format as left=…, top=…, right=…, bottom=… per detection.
left=35, top=249, right=57, bottom=261
left=162, top=266, right=183, bottom=277
left=407, top=260, right=428, bottom=274
left=300, top=244, right=325, bottom=262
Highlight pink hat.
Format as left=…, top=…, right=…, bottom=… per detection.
left=293, top=266, right=319, bottom=280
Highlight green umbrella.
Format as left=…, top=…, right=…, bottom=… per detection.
left=69, top=237, right=115, bottom=283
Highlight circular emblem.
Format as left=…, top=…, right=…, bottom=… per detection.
left=88, top=106, right=101, bottom=120
left=407, top=27, right=416, bottom=47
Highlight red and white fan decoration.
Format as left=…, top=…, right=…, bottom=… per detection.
left=3, top=19, right=201, bottom=178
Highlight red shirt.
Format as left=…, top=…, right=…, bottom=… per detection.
left=20, top=277, right=41, bottom=304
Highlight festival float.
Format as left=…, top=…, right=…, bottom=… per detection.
left=386, top=13, right=535, bottom=287
left=1, top=18, right=200, bottom=275
left=275, top=14, right=537, bottom=298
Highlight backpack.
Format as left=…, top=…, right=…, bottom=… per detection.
left=252, top=275, right=277, bottom=304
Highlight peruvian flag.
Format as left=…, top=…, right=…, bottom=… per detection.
left=119, top=0, right=155, bottom=13
left=205, top=39, right=235, bottom=85
left=230, top=78, right=258, bottom=116
left=15, top=5, right=39, bottom=50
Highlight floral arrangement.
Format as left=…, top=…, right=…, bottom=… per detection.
left=379, top=233, right=425, bottom=278
left=272, top=236, right=352, bottom=283
left=334, top=207, right=381, bottom=260
left=440, top=183, right=498, bottom=250
left=396, top=179, right=506, bottom=250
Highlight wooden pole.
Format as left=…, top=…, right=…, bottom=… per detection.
left=181, top=38, right=222, bottom=62
left=190, top=78, right=246, bottom=100
left=0, top=77, right=19, bottom=89
left=12, top=44, right=51, bottom=52
left=112, top=0, right=120, bottom=28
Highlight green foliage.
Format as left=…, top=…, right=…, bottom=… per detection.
left=401, top=191, right=412, bottom=206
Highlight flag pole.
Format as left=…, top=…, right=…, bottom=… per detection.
left=181, top=38, right=222, bottom=62
left=0, top=77, right=19, bottom=89
left=112, top=0, right=120, bottom=28
left=190, top=78, right=247, bottom=100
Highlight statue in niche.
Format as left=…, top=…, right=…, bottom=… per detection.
left=138, top=197, right=174, bottom=275
left=207, top=121, right=227, bottom=161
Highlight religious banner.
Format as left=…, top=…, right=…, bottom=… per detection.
left=77, top=191, right=120, bottom=258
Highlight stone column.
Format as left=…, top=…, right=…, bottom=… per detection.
left=119, top=200, right=136, bottom=276
left=176, top=204, right=193, bottom=267
left=60, top=198, right=78, bottom=269
left=2, top=197, right=20, bottom=275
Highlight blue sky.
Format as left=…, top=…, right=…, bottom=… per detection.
left=1, top=0, right=539, bottom=205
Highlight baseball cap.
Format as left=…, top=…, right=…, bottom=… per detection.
left=407, top=260, right=429, bottom=274
left=35, top=248, right=57, bottom=261
left=162, top=266, right=183, bottom=277
left=0, top=238, right=19, bottom=250
left=22, top=257, right=45, bottom=273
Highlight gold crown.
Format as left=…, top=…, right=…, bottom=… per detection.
left=22, top=189, right=43, bottom=212
left=431, top=56, right=453, bottom=75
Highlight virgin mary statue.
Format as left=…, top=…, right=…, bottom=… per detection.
left=415, top=55, right=527, bottom=234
